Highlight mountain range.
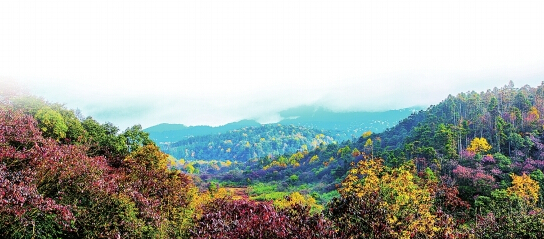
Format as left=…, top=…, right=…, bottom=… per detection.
left=144, top=106, right=422, bottom=146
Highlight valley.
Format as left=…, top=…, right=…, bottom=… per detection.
left=2, top=82, right=544, bottom=238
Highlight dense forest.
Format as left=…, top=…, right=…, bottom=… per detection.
left=164, top=124, right=337, bottom=162
left=1, top=81, right=544, bottom=238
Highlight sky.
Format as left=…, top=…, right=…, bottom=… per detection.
left=1, top=0, right=544, bottom=130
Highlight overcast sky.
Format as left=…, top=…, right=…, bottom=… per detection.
left=2, top=0, right=544, bottom=129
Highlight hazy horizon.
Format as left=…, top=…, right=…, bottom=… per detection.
left=2, top=0, right=544, bottom=129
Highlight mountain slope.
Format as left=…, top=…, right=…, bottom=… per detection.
left=190, top=82, right=544, bottom=202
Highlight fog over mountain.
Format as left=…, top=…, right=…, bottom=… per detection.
left=2, top=0, right=544, bottom=129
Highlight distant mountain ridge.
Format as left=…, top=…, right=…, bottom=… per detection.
left=277, top=106, right=421, bottom=137
left=144, top=120, right=262, bottom=144
left=144, top=107, right=422, bottom=146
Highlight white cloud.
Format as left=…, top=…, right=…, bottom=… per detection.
left=1, top=0, right=544, bottom=129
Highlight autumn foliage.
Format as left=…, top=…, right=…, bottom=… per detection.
left=191, top=198, right=335, bottom=239
left=4, top=83, right=544, bottom=238
left=0, top=102, right=198, bottom=238
left=466, top=137, right=492, bottom=154
left=329, top=157, right=470, bottom=239
left=507, top=173, right=540, bottom=206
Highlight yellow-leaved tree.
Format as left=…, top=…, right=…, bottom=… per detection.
left=309, top=155, right=319, bottom=163
left=339, top=158, right=383, bottom=198
left=380, top=163, right=437, bottom=238
left=273, top=192, right=323, bottom=214
left=362, top=131, right=372, bottom=138
left=467, top=137, right=492, bottom=154
left=527, top=106, right=540, bottom=122
left=364, top=138, right=374, bottom=156
left=507, top=173, right=540, bottom=207
left=339, top=159, right=438, bottom=239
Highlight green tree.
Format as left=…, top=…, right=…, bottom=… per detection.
left=514, top=91, right=531, bottom=112
left=35, top=107, right=68, bottom=140
left=288, top=174, right=299, bottom=184
left=121, top=124, right=154, bottom=153
left=530, top=169, right=544, bottom=207
left=81, top=117, right=127, bottom=165
left=434, top=124, right=457, bottom=159
left=55, top=107, right=87, bottom=143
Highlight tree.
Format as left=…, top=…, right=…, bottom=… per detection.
left=81, top=117, right=127, bottom=166
left=309, top=155, right=319, bottom=163
left=435, top=123, right=457, bottom=159
left=273, top=192, right=323, bottom=213
left=288, top=151, right=304, bottom=167
left=0, top=110, right=74, bottom=237
left=364, top=138, right=374, bottom=156
left=351, top=148, right=361, bottom=158
left=467, top=137, right=492, bottom=154
left=526, top=106, right=540, bottom=129
left=333, top=158, right=447, bottom=238
left=124, top=144, right=168, bottom=171
left=54, top=106, right=87, bottom=143
left=514, top=91, right=531, bottom=112
left=507, top=173, right=540, bottom=207
left=288, top=174, right=299, bottom=184
left=35, top=107, right=68, bottom=140
left=337, top=145, right=352, bottom=158
left=494, top=116, right=507, bottom=153
left=488, top=97, right=499, bottom=119
left=509, top=107, right=522, bottom=128
left=120, top=124, right=154, bottom=153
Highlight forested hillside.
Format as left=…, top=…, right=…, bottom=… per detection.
left=372, top=81, right=544, bottom=208
left=186, top=81, right=544, bottom=238
left=238, top=82, right=544, bottom=197
left=164, top=124, right=336, bottom=162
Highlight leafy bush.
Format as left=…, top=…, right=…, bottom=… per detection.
left=191, top=198, right=335, bottom=238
